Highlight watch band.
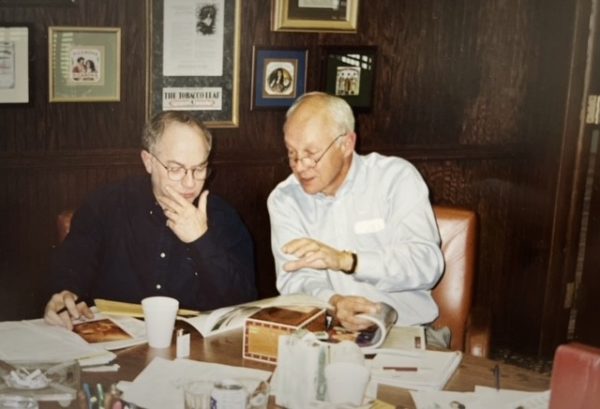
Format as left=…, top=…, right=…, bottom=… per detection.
left=342, top=251, right=357, bottom=275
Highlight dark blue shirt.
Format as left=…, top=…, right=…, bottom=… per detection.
left=49, top=176, right=257, bottom=311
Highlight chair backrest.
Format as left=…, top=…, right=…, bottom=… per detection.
left=431, top=205, right=477, bottom=352
left=56, top=209, right=74, bottom=243
left=549, top=342, right=600, bottom=409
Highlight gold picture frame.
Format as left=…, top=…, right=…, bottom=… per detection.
left=271, top=0, right=359, bottom=33
left=48, top=26, right=121, bottom=102
left=148, top=0, right=241, bottom=128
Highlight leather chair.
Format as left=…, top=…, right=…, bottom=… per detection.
left=56, top=206, right=491, bottom=355
left=549, top=342, right=600, bottom=409
left=431, top=205, right=491, bottom=357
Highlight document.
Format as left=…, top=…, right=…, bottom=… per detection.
left=0, top=319, right=115, bottom=366
left=410, top=386, right=550, bottom=409
left=121, top=357, right=272, bottom=409
left=368, top=349, right=463, bottom=391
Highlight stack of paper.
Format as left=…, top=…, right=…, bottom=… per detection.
left=0, top=319, right=115, bottom=366
left=367, top=349, right=463, bottom=391
left=410, top=386, right=550, bottom=409
left=121, top=357, right=272, bottom=409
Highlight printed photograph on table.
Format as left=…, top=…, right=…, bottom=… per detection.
left=320, top=45, right=376, bottom=111
left=251, top=47, right=307, bottom=110
left=271, top=0, right=360, bottom=33
left=0, top=26, right=29, bottom=104
left=48, top=26, right=121, bottom=102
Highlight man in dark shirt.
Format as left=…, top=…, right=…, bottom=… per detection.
left=44, top=111, right=257, bottom=329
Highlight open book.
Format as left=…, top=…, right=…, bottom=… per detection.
left=326, top=302, right=425, bottom=352
left=95, top=294, right=331, bottom=338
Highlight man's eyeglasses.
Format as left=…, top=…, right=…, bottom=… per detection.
left=287, top=134, right=346, bottom=169
left=150, top=152, right=211, bottom=182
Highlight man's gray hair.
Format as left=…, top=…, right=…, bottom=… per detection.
left=142, top=111, right=213, bottom=152
left=285, top=91, right=355, bottom=133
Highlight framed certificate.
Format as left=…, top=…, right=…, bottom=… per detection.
left=0, top=26, right=29, bottom=104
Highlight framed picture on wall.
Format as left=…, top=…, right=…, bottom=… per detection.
left=48, top=26, right=121, bottom=102
left=0, top=26, right=29, bottom=104
left=0, top=0, right=76, bottom=5
left=148, top=0, right=241, bottom=128
left=271, top=0, right=359, bottom=33
left=320, top=45, right=376, bottom=111
left=251, top=46, right=308, bottom=110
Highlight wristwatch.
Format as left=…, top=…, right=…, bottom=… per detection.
left=341, top=251, right=358, bottom=275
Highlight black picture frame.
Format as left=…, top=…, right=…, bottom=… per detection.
left=0, top=0, right=76, bottom=6
left=320, top=45, right=377, bottom=111
left=251, top=46, right=308, bottom=110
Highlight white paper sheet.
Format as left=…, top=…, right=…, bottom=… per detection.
left=122, top=357, right=272, bottom=409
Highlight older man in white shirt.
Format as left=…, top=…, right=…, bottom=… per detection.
left=268, top=92, right=444, bottom=331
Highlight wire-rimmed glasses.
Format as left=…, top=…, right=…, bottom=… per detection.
left=150, top=152, right=211, bottom=182
left=287, top=133, right=346, bottom=169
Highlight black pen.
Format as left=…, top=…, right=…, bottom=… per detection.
left=492, top=364, right=501, bottom=391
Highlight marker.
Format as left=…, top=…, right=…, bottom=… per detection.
left=96, top=383, right=105, bottom=408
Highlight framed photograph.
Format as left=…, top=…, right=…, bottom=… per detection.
left=271, top=0, right=359, bottom=33
left=149, top=0, right=241, bottom=128
left=0, top=26, right=29, bottom=104
left=0, top=0, right=76, bottom=5
left=251, top=47, right=307, bottom=110
left=320, top=45, right=376, bottom=111
left=48, top=27, right=121, bottom=102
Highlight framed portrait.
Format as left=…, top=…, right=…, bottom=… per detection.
left=271, top=0, right=359, bottom=33
left=48, top=27, right=121, bottom=102
left=149, top=0, right=241, bottom=128
left=320, top=45, right=376, bottom=111
left=251, top=46, right=308, bottom=110
left=0, top=26, right=29, bottom=104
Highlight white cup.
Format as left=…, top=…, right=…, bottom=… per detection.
left=325, top=362, right=370, bottom=406
left=141, top=296, right=179, bottom=348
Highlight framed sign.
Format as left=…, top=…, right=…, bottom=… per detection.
left=149, top=0, right=241, bottom=128
left=48, top=27, right=121, bottom=102
left=0, top=26, right=29, bottom=104
left=320, top=45, right=376, bottom=111
left=251, top=47, right=307, bottom=110
left=271, top=0, right=359, bottom=33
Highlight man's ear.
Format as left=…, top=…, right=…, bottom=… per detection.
left=342, top=132, right=357, bottom=157
left=140, top=150, right=153, bottom=174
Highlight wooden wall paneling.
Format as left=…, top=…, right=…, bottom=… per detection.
left=0, top=0, right=584, bottom=357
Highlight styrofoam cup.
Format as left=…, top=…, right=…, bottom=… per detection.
left=141, top=296, right=179, bottom=348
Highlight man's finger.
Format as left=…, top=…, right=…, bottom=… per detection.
left=197, top=190, right=209, bottom=211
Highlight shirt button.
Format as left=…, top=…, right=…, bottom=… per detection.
left=156, top=284, right=162, bottom=290
left=194, top=272, right=198, bottom=276
left=149, top=210, right=153, bottom=215
left=160, top=252, right=166, bottom=258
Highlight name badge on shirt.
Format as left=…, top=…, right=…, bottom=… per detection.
left=354, top=218, right=385, bottom=234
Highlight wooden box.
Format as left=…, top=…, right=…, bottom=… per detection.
left=243, top=305, right=327, bottom=364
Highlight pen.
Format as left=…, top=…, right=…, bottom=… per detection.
left=96, top=383, right=105, bottom=408
left=492, top=364, right=501, bottom=391
left=83, top=382, right=95, bottom=409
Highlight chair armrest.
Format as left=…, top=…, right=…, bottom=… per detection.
left=465, top=305, right=492, bottom=358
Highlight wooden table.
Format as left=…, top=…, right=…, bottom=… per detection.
left=45, top=327, right=550, bottom=409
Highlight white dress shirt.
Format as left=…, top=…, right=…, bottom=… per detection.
left=268, top=152, right=444, bottom=325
